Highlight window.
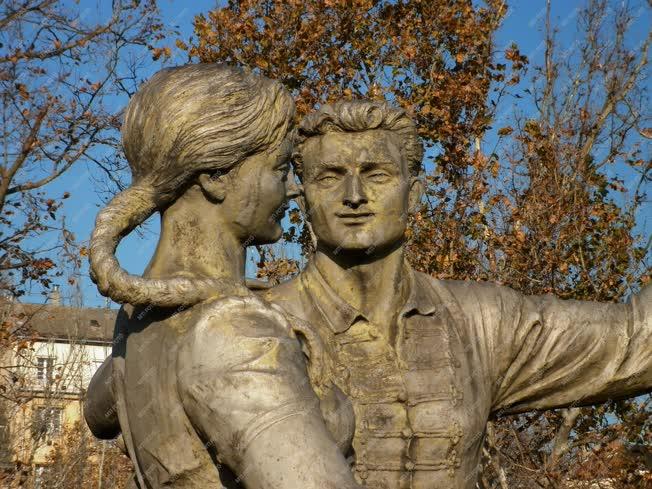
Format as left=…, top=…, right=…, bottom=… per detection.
left=92, top=359, right=105, bottom=374
left=32, top=406, right=62, bottom=439
left=36, top=357, right=54, bottom=385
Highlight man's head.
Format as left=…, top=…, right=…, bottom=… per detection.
left=294, top=100, right=424, bottom=257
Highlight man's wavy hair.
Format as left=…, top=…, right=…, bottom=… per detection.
left=293, top=100, right=424, bottom=180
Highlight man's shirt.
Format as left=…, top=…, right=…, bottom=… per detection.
left=264, top=260, right=652, bottom=489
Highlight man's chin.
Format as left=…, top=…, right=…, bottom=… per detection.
left=318, top=233, right=404, bottom=260
left=325, top=239, right=379, bottom=255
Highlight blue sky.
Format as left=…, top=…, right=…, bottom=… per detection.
left=21, top=0, right=651, bottom=308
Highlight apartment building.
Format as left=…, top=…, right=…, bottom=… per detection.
left=0, top=298, right=116, bottom=485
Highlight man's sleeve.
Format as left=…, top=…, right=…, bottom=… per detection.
left=448, top=281, right=651, bottom=415
left=177, top=296, right=360, bottom=489
left=494, top=284, right=651, bottom=414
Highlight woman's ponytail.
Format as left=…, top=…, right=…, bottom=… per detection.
left=89, top=182, right=247, bottom=307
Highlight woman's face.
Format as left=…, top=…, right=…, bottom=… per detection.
left=223, top=138, right=297, bottom=244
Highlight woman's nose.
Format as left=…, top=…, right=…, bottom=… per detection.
left=286, top=168, right=301, bottom=199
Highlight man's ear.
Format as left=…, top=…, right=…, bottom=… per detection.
left=198, top=172, right=228, bottom=203
left=408, top=176, right=425, bottom=214
left=286, top=167, right=302, bottom=200
left=292, top=184, right=318, bottom=250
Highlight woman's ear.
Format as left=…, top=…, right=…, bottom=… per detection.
left=408, top=176, right=425, bottom=214
left=198, top=172, right=228, bottom=203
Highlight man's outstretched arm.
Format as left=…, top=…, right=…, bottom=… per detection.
left=443, top=279, right=651, bottom=414
left=488, top=284, right=652, bottom=414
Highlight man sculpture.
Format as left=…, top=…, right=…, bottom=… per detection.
left=86, top=93, right=651, bottom=489
left=264, top=100, right=652, bottom=488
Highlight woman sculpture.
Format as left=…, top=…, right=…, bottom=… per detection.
left=84, top=64, right=357, bottom=488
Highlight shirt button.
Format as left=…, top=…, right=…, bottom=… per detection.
left=397, top=391, right=408, bottom=402
left=401, top=428, right=412, bottom=438
left=405, top=461, right=415, bottom=471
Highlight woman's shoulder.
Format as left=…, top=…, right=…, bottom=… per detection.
left=182, top=294, right=296, bottom=350
left=176, top=295, right=309, bottom=388
left=177, top=293, right=334, bottom=400
left=197, top=293, right=289, bottom=326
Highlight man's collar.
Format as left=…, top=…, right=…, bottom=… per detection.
left=402, top=265, right=439, bottom=317
left=301, top=260, right=365, bottom=333
left=300, top=259, right=438, bottom=334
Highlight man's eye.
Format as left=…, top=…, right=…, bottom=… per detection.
left=317, top=174, right=339, bottom=184
left=368, top=172, right=390, bottom=182
left=276, top=164, right=290, bottom=174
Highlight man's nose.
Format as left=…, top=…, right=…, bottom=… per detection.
left=343, top=174, right=367, bottom=208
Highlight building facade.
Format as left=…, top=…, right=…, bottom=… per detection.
left=0, top=300, right=116, bottom=486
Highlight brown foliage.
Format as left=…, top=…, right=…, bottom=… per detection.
left=35, top=421, right=132, bottom=489
left=0, top=419, right=133, bottom=489
left=0, top=0, right=164, bottom=299
left=189, top=0, right=514, bottom=178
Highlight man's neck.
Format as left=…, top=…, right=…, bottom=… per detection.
left=313, top=243, right=407, bottom=331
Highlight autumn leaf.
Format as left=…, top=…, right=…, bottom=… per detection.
left=254, top=57, right=269, bottom=69
left=15, top=83, right=29, bottom=99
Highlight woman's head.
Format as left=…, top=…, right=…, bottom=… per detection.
left=90, top=64, right=296, bottom=306
left=123, top=63, right=294, bottom=203
left=199, top=135, right=296, bottom=245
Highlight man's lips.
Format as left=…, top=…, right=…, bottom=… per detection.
left=335, top=211, right=375, bottom=223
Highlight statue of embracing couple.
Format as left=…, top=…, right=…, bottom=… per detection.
left=85, top=64, right=652, bottom=489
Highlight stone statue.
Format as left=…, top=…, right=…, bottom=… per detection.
left=86, top=86, right=651, bottom=489
left=84, top=64, right=360, bottom=488
left=263, top=100, right=652, bottom=488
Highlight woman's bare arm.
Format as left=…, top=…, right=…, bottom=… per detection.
left=84, top=355, right=120, bottom=439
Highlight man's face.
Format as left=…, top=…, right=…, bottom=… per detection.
left=301, top=129, right=419, bottom=255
